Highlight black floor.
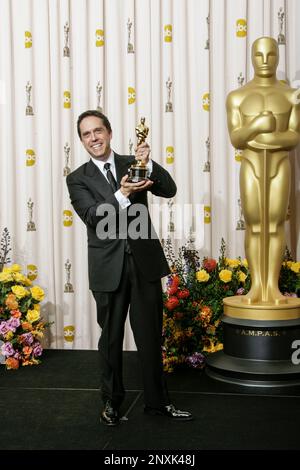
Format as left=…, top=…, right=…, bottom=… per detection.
left=1, top=349, right=300, bottom=452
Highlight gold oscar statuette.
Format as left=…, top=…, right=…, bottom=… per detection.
left=225, top=36, right=300, bottom=320
left=128, top=117, right=149, bottom=182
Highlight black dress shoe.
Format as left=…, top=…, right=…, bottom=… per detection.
left=144, top=403, right=193, bottom=421
left=100, top=400, right=120, bottom=426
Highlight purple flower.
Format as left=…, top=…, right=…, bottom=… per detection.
left=186, top=352, right=205, bottom=368
left=0, top=322, right=9, bottom=336
left=236, top=287, right=245, bottom=295
left=1, top=342, right=15, bottom=357
left=20, top=332, right=34, bottom=346
left=32, top=343, right=43, bottom=357
left=284, top=292, right=297, bottom=297
left=6, top=317, right=21, bottom=332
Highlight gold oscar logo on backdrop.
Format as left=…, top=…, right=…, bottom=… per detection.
left=128, top=86, right=136, bottom=105
left=25, top=31, right=32, bottom=48
left=27, top=264, right=38, bottom=281
left=204, top=206, right=211, bottom=224
left=234, top=149, right=243, bottom=162
left=236, top=19, right=247, bottom=37
left=95, top=29, right=104, bottom=47
left=166, top=146, right=174, bottom=164
left=26, top=149, right=36, bottom=166
left=64, top=325, right=75, bottom=343
left=63, top=209, right=73, bottom=227
left=164, top=24, right=172, bottom=42
left=202, top=92, right=210, bottom=111
left=63, top=91, right=71, bottom=108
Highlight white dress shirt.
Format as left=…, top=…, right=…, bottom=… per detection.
left=91, top=151, right=153, bottom=209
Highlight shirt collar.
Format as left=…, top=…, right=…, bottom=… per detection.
left=91, top=151, right=115, bottom=172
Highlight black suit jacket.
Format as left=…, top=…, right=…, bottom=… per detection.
left=66, top=153, right=176, bottom=292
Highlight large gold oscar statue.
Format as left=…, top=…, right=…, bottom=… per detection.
left=225, top=36, right=300, bottom=320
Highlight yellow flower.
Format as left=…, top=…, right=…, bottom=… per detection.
left=11, top=264, right=22, bottom=272
left=31, top=330, right=44, bottom=339
left=23, top=277, right=33, bottom=286
left=0, top=271, right=13, bottom=282
left=5, top=331, right=14, bottom=341
left=238, top=271, right=247, bottom=283
left=33, top=303, right=40, bottom=312
left=196, top=270, right=210, bottom=282
left=2, top=267, right=12, bottom=273
left=26, top=309, right=40, bottom=323
left=219, top=269, right=232, bottom=283
left=11, top=285, right=29, bottom=299
left=30, top=286, right=45, bottom=301
left=13, top=272, right=28, bottom=284
left=291, top=262, right=300, bottom=274
left=241, top=258, right=248, bottom=268
left=225, top=258, right=240, bottom=268
left=203, top=339, right=224, bottom=353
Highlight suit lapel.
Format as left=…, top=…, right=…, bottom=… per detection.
left=85, top=159, right=114, bottom=199
left=85, top=155, right=133, bottom=199
left=114, top=153, right=132, bottom=188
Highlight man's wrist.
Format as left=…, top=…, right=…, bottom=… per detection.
left=120, top=187, right=131, bottom=198
left=115, top=189, right=131, bottom=209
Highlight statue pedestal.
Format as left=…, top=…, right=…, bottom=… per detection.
left=206, top=297, right=300, bottom=387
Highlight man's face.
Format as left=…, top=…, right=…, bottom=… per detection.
left=252, top=38, right=278, bottom=78
left=79, top=116, right=112, bottom=161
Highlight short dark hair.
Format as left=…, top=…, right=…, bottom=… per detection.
left=77, top=110, right=112, bottom=139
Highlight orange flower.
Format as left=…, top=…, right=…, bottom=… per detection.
left=5, top=357, right=20, bottom=370
left=22, top=359, right=37, bottom=366
left=5, top=293, right=19, bottom=310
left=22, top=346, right=33, bottom=356
left=201, top=306, right=212, bottom=316
left=21, top=321, right=33, bottom=331
left=11, top=309, right=22, bottom=318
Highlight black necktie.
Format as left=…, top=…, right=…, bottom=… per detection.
left=104, top=162, right=117, bottom=192
left=104, top=162, right=132, bottom=254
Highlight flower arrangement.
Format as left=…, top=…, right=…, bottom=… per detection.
left=162, top=239, right=300, bottom=372
left=0, top=264, right=48, bottom=370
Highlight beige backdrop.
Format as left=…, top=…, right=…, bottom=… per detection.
left=0, top=0, right=299, bottom=350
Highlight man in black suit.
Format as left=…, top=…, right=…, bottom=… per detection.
left=67, top=110, right=192, bottom=425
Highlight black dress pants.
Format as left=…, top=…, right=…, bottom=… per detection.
left=92, top=252, right=169, bottom=408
